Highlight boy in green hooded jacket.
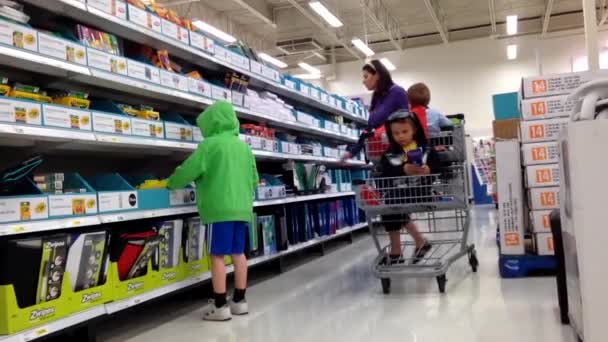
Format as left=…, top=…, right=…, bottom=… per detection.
left=166, top=101, right=258, bottom=321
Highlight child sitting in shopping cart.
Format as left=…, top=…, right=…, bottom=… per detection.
left=378, top=110, right=438, bottom=264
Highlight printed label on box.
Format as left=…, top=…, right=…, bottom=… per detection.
left=522, top=71, right=608, bottom=98
left=313, top=146, right=322, bottom=156
left=496, top=140, right=525, bottom=255
left=169, top=189, right=196, bottom=206
left=87, top=0, right=127, bottom=20
left=284, top=79, right=296, bottom=90
left=98, top=192, right=138, bottom=212
left=38, top=33, right=87, bottom=65
left=526, top=164, right=560, bottom=187
left=43, top=104, right=92, bottom=131
left=164, top=122, right=193, bottom=141
left=214, top=45, right=229, bottom=61
left=92, top=112, right=132, bottom=135
left=531, top=210, right=553, bottom=233
left=188, top=78, right=212, bottom=98
left=520, top=118, right=569, bottom=143
left=128, top=4, right=161, bottom=32
left=160, top=70, right=189, bottom=92
left=189, top=31, right=214, bottom=54
left=0, top=20, right=37, bottom=51
left=280, top=141, right=290, bottom=154
left=0, top=196, right=49, bottom=223
left=231, top=92, right=245, bottom=107
left=131, top=117, right=163, bottom=138
left=0, top=98, right=42, bottom=125
left=529, top=187, right=560, bottom=210
left=161, top=19, right=189, bottom=44
left=250, top=60, right=263, bottom=75
left=48, top=194, right=98, bottom=217
left=535, top=233, right=555, bottom=255
left=240, top=134, right=262, bottom=149
left=521, top=95, right=575, bottom=120
left=127, top=59, right=160, bottom=84
left=310, top=88, right=320, bottom=100
left=521, top=142, right=560, bottom=165
left=212, top=86, right=231, bottom=102
left=192, top=126, right=203, bottom=142
left=320, top=93, right=329, bottom=103
left=299, top=84, right=310, bottom=96
left=261, top=66, right=279, bottom=82
left=87, top=48, right=128, bottom=75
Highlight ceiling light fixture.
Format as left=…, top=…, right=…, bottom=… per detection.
left=258, top=52, right=288, bottom=68
left=507, top=44, right=517, bottom=60
left=309, top=1, right=343, bottom=28
left=506, top=15, right=518, bottom=35
left=298, top=62, right=321, bottom=74
left=192, top=20, right=237, bottom=43
left=351, top=38, right=375, bottom=57
left=380, top=58, right=396, bottom=71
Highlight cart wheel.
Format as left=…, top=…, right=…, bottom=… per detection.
left=381, top=278, right=391, bottom=294
left=436, top=275, right=447, bottom=293
left=469, top=251, right=479, bottom=273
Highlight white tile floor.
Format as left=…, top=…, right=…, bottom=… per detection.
left=99, top=206, right=578, bottom=342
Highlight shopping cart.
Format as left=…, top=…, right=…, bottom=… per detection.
left=355, top=123, right=477, bottom=294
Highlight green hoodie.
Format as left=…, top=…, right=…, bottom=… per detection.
left=167, top=101, right=258, bottom=224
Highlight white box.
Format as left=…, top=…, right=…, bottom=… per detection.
left=529, top=186, right=560, bottom=210
left=520, top=118, right=569, bottom=143
left=535, top=233, right=555, bottom=255
left=530, top=210, right=553, bottom=233
left=127, top=59, right=160, bottom=84
left=521, top=95, right=575, bottom=121
left=521, top=71, right=608, bottom=99
left=299, top=84, right=310, bottom=97
left=161, top=19, right=189, bottom=44
left=42, top=104, right=92, bottom=131
left=261, top=138, right=278, bottom=152
left=240, top=134, right=262, bottom=150
left=189, top=31, right=214, bottom=54
left=320, top=93, right=329, bottom=104
left=188, top=78, right=212, bottom=98
left=250, top=60, right=263, bottom=75
left=296, top=111, right=314, bottom=126
left=312, top=146, right=323, bottom=156
left=0, top=98, right=42, bottom=125
left=37, top=32, right=87, bottom=65
left=261, top=65, right=280, bottom=82
left=169, top=188, right=196, bottom=206
left=212, top=86, right=231, bottom=102
left=214, top=45, right=229, bottom=62
left=329, top=97, right=337, bottom=108
left=160, top=70, right=189, bottom=92
left=323, top=147, right=339, bottom=158
left=521, top=141, right=560, bottom=165
left=164, top=122, right=193, bottom=141
left=0, top=19, right=37, bottom=51
left=87, top=0, right=127, bottom=20
left=192, top=126, right=203, bottom=143
left=127, top=4, right=161, bottom=32
left=97, top=191, right=138, bottom=212
left=48, top=193, right=98, bottom=216
left=231, top=91, right=245, bottom=107
left=525, top=163, right=560, bottom=188
left=283, top=78, right=296, bottom=91
left=92, top=112, right=132, bottom=135
left=495, top=140, right=525, bottom=255
left=0, top=196, right=49, bottom=223
left=86, top=47, right=128, bottom=75
left=310, top=87, right=320, bottom=100
left=131, top=117, right=163, bottom=138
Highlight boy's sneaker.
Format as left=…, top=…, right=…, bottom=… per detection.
left=203, top=303, right=232, bottom=321
left=412, top=242, right=433, bottom=264
left=230, top=300, right=249, bottom=315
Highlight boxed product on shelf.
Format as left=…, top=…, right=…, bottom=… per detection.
left=77, top=24, right=122, bottom=55
left=92, top=100, right=164, bottom=139
left=282, top=75, right=298, bottom=91
left=520, top=71, right=608, bottom=99
left=521, top=141, right=560, bottom=165
left=323, top=146, right=339, bottom=159
left=187, top=77, right=213, bottom=98
left=261, top=64, right=281, bottom=83
left=258, top=215, right=277, bottom=255
left=87, top=47, right=128, bottom=75
left=520, top=95, right=575, bottom=121
left=0, top=97, right=42, bottom=125
left=160, top=17, right=189, bottom=44
left=519, top=117, right=569, bottom=143
left=83, top=173, right=138, bottom=213
left=534, top=232, right=555, bottom=255
left=37, top=32, right=87, bottom=66
left=309, top=86, right=321, bottom=100
left=42, top=103, right=92, bottom=131
left=256, top=174, right=286, bottom=201
left=161, top=112, right=193, bottom=142
left=530, top=209, right=553, bottom=233
left=91, top=109, right=133, bottom=136
left=87, top=0, right=128, bottom=20
left=160, top=69, right=189, bottom=92
left=0, top=76, right=10, bottom=96
left=182, top=217, right=210, bottom=277
left=495, top=140, right=525, bottom=255
left=240, top=134, right=262, bottom=150
left=296, top=111, right=315, bottom=126
left=213, top=43, right=229, bottom=62
left=40, top=173, right=97, bottom=218
left=211, top=84, right=232, bottom=102
left=127, top=59, right=161, bottom=84
left=127, top=174, right=195, bottom=209
left=320, top=90, right=330, bottom=104
left=180, top=115, right=202, bottom=142
left=299, top=82, right=310, bottom=97
left=528, top=186, right=560, bottom=210
left=52, top=90, right=90, bottom=109
left=157, top=219, right=185, bottom=286
left=525, top=163, right=560, bottom=188
left=127, top=3, right=162, bottom=33
left=189, top=30, right=215, bottom=55
left=9, top=83, right=51, bottom=103
left=0, top=18, right=37, bottom=51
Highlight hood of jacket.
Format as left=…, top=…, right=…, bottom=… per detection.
left=197, top=100, right=239, bottom=138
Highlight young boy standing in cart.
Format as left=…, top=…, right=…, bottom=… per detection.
left=166, top=100, right=259, bottom=321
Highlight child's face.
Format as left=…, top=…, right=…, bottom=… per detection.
left=390, top=120, right=416, bottom=147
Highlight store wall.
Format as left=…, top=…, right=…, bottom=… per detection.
left=322, top=31, right=608, bottom=137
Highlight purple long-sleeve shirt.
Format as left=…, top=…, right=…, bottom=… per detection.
left=348, top=85, right=409, bottom=156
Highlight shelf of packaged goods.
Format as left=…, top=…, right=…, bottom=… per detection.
left=253, top=192, right=355, bottom=207
left=21, top=0, right=367, bottom=124
left=0, top=45, right=357, bottom=143
left=253, top=150, right=365, bottom=166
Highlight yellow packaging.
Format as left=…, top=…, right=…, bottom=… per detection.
left=137, top=110, right=160, bottom=121
left=0, top=84, right=10, bottom=96
left=53, top=96, right=90, bottom=109
left=9, top=90, right=52, bottom=103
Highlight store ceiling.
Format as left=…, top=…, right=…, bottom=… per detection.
left=162, top=0, right=599, bottom=66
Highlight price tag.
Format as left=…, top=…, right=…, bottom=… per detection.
left=14, top=127, right=24, bottom=134
left=12, top=226, right=27, bottom=233
left=24, top=326, right=50, bottom=341
left=70, top=220, right=82, bottom=227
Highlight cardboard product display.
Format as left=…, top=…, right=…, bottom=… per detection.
left=258, top=215, right=277, bottom=256
left=158, top=220, right=183, bottom=270
left=521, top=141, right=560, bottom=165
left=525, top=163, right=560, bottom=188
left=519, top=118, right=569, bottom=143
left=65, top=231, right=108, bottom=292
left=534, top=233, right=555, bottom=255
left=529, top=186, right=560, bottom=210
left=520, top=71, right=608, bottom=99
left=530, top=210, right=553, bottom=233
left=493, top=119, right=520, bottom=139
left=520, top=95, right=575, bottom=121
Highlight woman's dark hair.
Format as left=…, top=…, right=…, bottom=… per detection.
left=384, top=110, right=428, bottom=152
left=363, top=59, right=394, bottom=111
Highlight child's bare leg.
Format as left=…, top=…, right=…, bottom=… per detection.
left=231, top=253, right=248, bottom=303
left=211, top=255, right=227, bottom=306
left=404, top=222, right=426, bottom=248
left=389, top=231, right=402, bottom=256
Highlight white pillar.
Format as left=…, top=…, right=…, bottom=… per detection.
left=583, top=0, right=600, bottom=71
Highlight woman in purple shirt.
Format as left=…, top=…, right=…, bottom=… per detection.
left=342, top=59, right=409, bottom=159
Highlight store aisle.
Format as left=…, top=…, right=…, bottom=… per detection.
left=99, top=206, right=576, bottom=342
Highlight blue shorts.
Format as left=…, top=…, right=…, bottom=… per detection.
left=207, top=221, right=248, bottom=256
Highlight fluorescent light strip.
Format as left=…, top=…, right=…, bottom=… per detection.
left=351, top=38, right=375, bottom=57
left=192, top=20, right=237, bottom=43
left=380, top=58, right=396, bottom=71
left=298, top=62, right=321, bottom=75
left=309, top=1, right=343, bottom=28
left=506, top=15, right=518, bottom=35
left=507, top=44, right=517, bottom=60
left=258, top=52, right=287, bottom=68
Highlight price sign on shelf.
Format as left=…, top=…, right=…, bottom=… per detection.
left=23, top=326, right=50, bottom=341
